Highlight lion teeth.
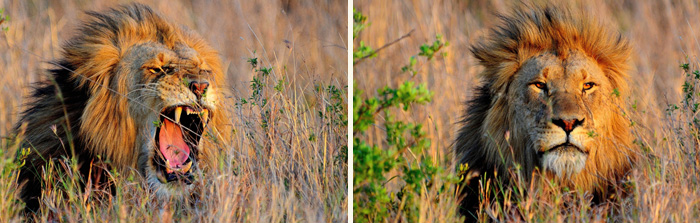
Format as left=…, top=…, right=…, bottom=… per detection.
left=175, top=107, right=182, bottom=123
left=164, top=160, right=192, bottom=173
left=181, top=162, right=192, bottom=173
left=171, top=106, right=208, bottom=126
left=164, top=159, right=174, bottom=173
left=186, top=107, right=196, bottom=115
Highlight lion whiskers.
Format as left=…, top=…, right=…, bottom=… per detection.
left=127, top=86, right=160, bottom=102
left=128, top=84, right=159, bottom=95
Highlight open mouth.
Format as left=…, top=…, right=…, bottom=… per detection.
left=153, top=105, right=209, bottom=184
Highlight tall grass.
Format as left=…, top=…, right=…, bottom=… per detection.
left=354, top=0, right=700, bottom=221
left=0, top=0, right=347, bottom=222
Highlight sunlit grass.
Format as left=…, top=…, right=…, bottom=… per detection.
left=353, top=0, right=700, bottom=221
left=0, top=1, right=347, bottom=222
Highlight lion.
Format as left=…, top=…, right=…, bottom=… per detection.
left=14, top=3, right=228, bottom=212
left=455, top=5, right=636, bottom=217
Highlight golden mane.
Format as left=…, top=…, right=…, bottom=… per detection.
left=471, top=5, right=631, bottom=97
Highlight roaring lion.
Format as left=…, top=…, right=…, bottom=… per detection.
left=15, top=3, right=227, bottom=211
left=455, top=5, right=636, bottom=216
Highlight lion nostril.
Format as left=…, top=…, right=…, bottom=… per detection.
left=552, top=118, right=584, bottom=133
left=188, top=81, right=210, bottom=98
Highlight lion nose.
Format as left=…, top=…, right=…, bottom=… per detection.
left=552, top=118, right=584, bottom=134
left=189, top=81, right=209, bottom=99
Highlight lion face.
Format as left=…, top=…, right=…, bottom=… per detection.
left=123, top=43, right=218, bottom=196
left=457, top=6, right=636, bottom=216
left=509, top=50, right=616, bottom=178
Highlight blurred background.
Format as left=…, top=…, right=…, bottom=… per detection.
left=0, top=0, right=348, bottom=221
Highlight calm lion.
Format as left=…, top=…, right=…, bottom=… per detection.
left=455, top=5, right=636, bottom=216
left=15, top=3, right=227, bottom=211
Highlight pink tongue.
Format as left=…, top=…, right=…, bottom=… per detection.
left=158, top=119, right=190, bottom=171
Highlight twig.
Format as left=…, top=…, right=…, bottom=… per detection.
left=353, top=29, right=415, bottom=65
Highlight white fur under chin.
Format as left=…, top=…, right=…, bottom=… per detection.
left=146, top=171, right=195, bottom=199
left=541, top=151, right=587, bottom=178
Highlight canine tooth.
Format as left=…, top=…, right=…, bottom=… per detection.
left=175, top=107, right=182, bottom=123
left=164, top=159, right=174, bottom=173
left=181, top=162, right=192, bottom=173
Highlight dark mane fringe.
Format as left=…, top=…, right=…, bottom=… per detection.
left=454, top=84, right=494, bottom=216
left=15, top=61, right=93, bottom=212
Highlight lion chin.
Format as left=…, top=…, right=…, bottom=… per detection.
left=14, top=3, right=226, bottom=211
left=537, top=129, right=590, bottom=178
left=540, top=144, right=587, bottom=179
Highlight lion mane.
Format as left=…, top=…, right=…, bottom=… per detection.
left=455, top=5, right=635, bottom=215
left=15, top=3, right=228, bottom=211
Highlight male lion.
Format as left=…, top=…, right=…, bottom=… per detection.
left=15, top=3, right=227, bottom=211
left=455, top=5, right=635, bottom=216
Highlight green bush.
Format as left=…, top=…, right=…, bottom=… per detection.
left=352, top=9, right=458, bottom=223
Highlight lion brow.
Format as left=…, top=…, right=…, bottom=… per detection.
left=168, top=61, right=211, bottom=75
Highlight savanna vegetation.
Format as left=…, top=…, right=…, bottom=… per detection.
left=353, top=0, right=700, bottom=222
left=0, top=0, right=347, bottom=222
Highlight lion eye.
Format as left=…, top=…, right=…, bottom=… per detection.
left=583, top=82, right=595, bottom=91
left=162, top=66, right=174, bottom=75
left=532, top=82, right=547, bottom=90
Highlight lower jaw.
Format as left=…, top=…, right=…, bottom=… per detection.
left=147, top=175, right=196, bottom=199
left=152, top=159, right=196, bottom=185
left=155, top=170, right=194, bottom=184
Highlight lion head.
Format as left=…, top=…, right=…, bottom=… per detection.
left=455, top=5, right=636, bottom=210
left=16, top=3, right=228, bottom=210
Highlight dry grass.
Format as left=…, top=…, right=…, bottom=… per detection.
left=0, top=0, right=347, bottom=222
left=354, top=0, right=700, bottom=222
